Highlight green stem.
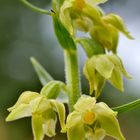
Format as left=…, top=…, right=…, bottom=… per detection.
left=20, top=0, right=51, bottom=15
left=112, top=99, right=140, bottom=114
left=64, top=50, right=81, bottom=112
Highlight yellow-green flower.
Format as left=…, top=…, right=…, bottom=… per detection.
left=6, top=91, right=66, bottom=140
left=90, top=13, right=133, bottom=53
left=60, top=0, right=106, bottom=35
left=66, top=95, right=125, bottom=140
left=84, top=54, right=131, bottom=97
left=59, top=0, right=133, bottom=53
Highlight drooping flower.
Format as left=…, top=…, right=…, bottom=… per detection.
left=84, top=54, right=131, bottom=97
left=66, top=95, right=125, bottom=140
left=6, top=91, right=66, bottom=140
left=90, top=13, right=133, bottom=53
left=60, top=0, right=106, bottom=35
left=59, top=0, right=133, bottom=53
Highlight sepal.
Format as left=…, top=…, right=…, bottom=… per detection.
left=84, top=54, right=131, bottom=96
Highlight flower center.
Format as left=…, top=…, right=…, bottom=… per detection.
left=83, top=111, right=96, bottom=125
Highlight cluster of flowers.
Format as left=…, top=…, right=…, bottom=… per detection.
left=6, top=0, right=133, bottom=140
left=6, top=91, right=125, bottom=140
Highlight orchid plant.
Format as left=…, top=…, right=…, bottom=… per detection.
left=6, top=0, right=140, bottom=140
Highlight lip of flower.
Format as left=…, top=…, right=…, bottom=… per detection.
left=82, top=111, right=96, bottom=125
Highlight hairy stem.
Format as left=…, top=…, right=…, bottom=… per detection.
left=64, top=50, right=81, bottom=112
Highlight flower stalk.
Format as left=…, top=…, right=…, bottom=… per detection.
left=112, top=98, right=140, bottom=114
left=20, top=0, right=51, bottom=15
left=64, top=49, right=81, bottom=112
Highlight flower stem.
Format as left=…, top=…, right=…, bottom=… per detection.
left=64, top=50, right=81, bottom=112
left=112, top=99, right=140, bottom=114
left=20, top=0, right=51, bottom=15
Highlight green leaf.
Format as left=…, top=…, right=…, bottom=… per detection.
left=102, top=13, right=133, bottom=39
left=112, top=99, right=140, bottom=114
left=67, top=121, right=85, bottom=140
left=31, top=57, right=53, bottom=86
left=40, top=81, right=67, bottom=99
left=32, top=115, right=44, bottom=140
left=76, top=37, right=105, bottom=58
left=50, top=100, right=66, bottom=132
left=6, top=104, right=31, bottom=121
left=95, top=102, right=125, bottom=140
left=52, top=14, right=76, bottom=51
left=31, top=57, right=68, bottom=103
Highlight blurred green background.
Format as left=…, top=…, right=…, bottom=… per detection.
left=0, top=0, right=140, bottom=140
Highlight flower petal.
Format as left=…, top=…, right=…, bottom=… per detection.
left=42, top=109, right=57, bottom=137
left=6, top=104, right=31, bottom=121
left=30, top=96, right=51, bottom=114
left=43, top=119, right=56, bottom=137
left=60, top=0, right=73, bottom=35
left=74, top=95, right=96, bottom=112
left=8, top=91, right=39, bottom=111
left=83, top=59, right=96, bottom=94
left=50, top=100, right=66, bottom=132
left=102, top=13, right=133, bottom=39
left=94, top=73, right=105, bottom=98
left=107, top=55, right=131, bottom=79
left=85, top=127, right=105, bottom=140
left=32, top=115, right=44, bottom=140
left=95, top=102, right=125, bottom=140
left=83, top=5, right=101, bottom=23
left=67, top=121, right=85, bottom=140
left=109, top=67, right=124, bottom=92
left=66, top=111, right=82, bottom=128
left=89, top=55, right=114, bottom=79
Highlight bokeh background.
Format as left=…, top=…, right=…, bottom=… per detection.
left=0, top=0, right=140, bottom=140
